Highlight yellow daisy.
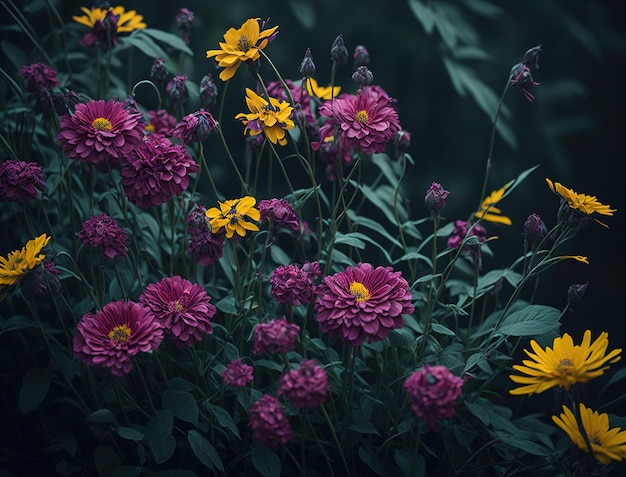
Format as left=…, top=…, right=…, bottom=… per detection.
left=206, top=18, right=278, bottom=82
left=474, top=183, right=512, bottom=225
left=546, top=177, right=616, bottom=227
left=553, top=403, right=626, bottom=465
left=0, top=233, right=51, bottom=288
left=205, top=196, right=260, bottom=239
left=235, top=88, right=295, bottom=146
left=509, top=330, right=621, bottom=395
left=305, top=77, right=341, bottom=100
left=72, top=6, right=146, bottom=33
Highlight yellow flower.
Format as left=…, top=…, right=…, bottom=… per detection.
left=474, top=183, right=512, bottom=225
left=553, top=403, right=626, bottom=465
left=509, top=330, right=621, bottom=395
left=560, top=255, right=589, bottom=264
left=0, top=234, right=51, bottom=288
left=546, top=177, right=616, bottom=227
left=235, top=88, right=295, bottom=146
left=206, top=18, right=278, bottom=82
left=205, top=196, right=260, bottom=239
left=73, top=6, right=146, bottom=33
left=305, top=77, right=341, bottom=100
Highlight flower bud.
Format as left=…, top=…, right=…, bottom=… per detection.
left=299, top=48, right=316, bottom=77
left=150, top=58, right=168, bottom=83
left=166, top=74, right=188, bottom=109
left=425, top=182, right=450, bottom=216
left=522, top=44, right=542, bottom=70
left=353, top=45, right=370, bottom=69
left=352, top=65, right=373, bottom=87
left=199, top=73, right=218, bottom=110
left=330, top=34, right=348, bottom=66
left=394, top=130, right=411, bottom=153
left=175, top=8, right=194, bottom=44
left=567, top=281, right=589, bottom=306
left=523, top=213, right=544, bottom=245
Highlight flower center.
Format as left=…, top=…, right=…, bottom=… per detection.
left=590, top=435, right=601, bottom=446
left=108, top=324, right=131, bottom=344
left=558, top=359, right=574, bottom=368
left=355, top=110, right=369, bottom=124
left=92, top=117, right=113, bottom=131
left=350, top=281, right=371, bottom=302
left=10, top=256, right=24, bottom=271
left=238, top=35, right=250, bottom=52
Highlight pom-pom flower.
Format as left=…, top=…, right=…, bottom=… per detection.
left=404, top=365, right=465, bottom=430
left=279, top=359, right=328, bottom=408
left=0, top=160, right=46, bottom=202
left=248, top=394, right=293, bottom=448
left=253, top=318, right=299, bottom=355
left=314, top=262, right=414, bottom=346
left=78, top=213, right=129, bottom=260
left=19, top=63, right=59, bottom=93
left=270, top=261, right=320, bottom=306
left=222, top=358, right=254, bottom=387
left=258, top=198, right=300, bottom=231
left=139, top=276, right=216, bottom=348
left=73, top=300, right=163, bottom=377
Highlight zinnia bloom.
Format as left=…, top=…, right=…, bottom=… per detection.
left=121, top=135, right=199, bottom=208
left=314, top=85, right=400, bottom=155
left=0, top=160, right=46, bottom=202
left=249, top=394, right=293, bottom=448
left=145, top=109, right=176, bottom=137
left=73, top=6, right=146, bottom=33
left=205, top=196, right=260, bottom=239
left=57, top=99, right=144, bottom=165
left=222, top=358, right=254, bottom=387
left=474, top=183, right=512, bottom=225
left=509, top=330, right=622, bottom=395
left=404, top=365, right=465, bottom=430
left=78, top=213, right=129, bottom=260
left=270, top=261, right=320, bottom=306
left=279, top=359, right=328, bottom=408
left=553, top=403, right=626, bottom=465
left=186, top=206, right=225, bottom=266
left=73, top=300, right=163, bottom=377
left=139, top=276, right=216, bottom=348
left=235, top=88, right=295, bottom=146
left=314, top=262, right=414, bottom=346
left=206, top=18, right=278, bottom=81
left=0, top=233, right=50, bottom=289
left=258, top=198, right=300, bottom=231
left=253, top=318, right=299, bottom=355
left=546, top=178, right=616, bottom=228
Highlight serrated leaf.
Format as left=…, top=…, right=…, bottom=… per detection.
left=497, top=305, right=560, bottom=337
left=188, top=430, right=224, bottom=471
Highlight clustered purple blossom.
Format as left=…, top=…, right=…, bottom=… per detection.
left=248, top=394, right=293, bottom=448
left=146, top=109, right=177, bottom=137
left=253, top=318, right=299, bottom=355
left=447, top=220, right=487, bottom=252
left=166, top=74, right=188, bottom=110
left=404, top=365, right=465, bottom=430
left=222, top=358, right=254, bottom=387
left=186, top=205, right=224, bottom=266
left=19, top=63, right=59, bottom=93
left=0, top=160, right=46, bottom=202
left=270, top=261, right=320, bottom=306
left=172, top=109, right=217, bottom=144
left=78, top=213, right=129, bottom=260
left=258, top=198, right=300, bottom=231
left=279, top=359, right=328, bottom=408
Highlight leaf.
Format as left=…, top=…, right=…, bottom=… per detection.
left=146, top=410, right=175, bottom=465
left=188, top=430, right=224, bottom=471
left=408, top=0, right=435, bottom=33
left=290, top=0, right=316, bottom=30
left=86, top=408, right=117, bottom=424
left=497, top=305, right=561, bottom=337
left=116, top=426, right=144, bottom=442
left=431, top=323, right=456, bottom=336
left=215, top=295, right=237, bottom=315
left=141, top=28, right=194, bottom=56
left=346, top=209, right=403, bottom=249
left=464, top=352, right=485, bottom=373
left=19, top=368, right=50, bottom=414
left=251, top=444, right=281, bottom=477
left=209, top=404, right=241, bottom=439
left=163, top=390, right=199, bottom=424
left=269, top=245, right=290, bottom=265
left=94, top=445, right=121, bottom=477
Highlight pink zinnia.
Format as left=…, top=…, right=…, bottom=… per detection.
left=249, top=394, right=293, bottom=448
left=279, top=359, right=328, bottom=408
left=314, top=262, right=414, bottom=346
left=258, top=198, right=300, bottom=231
left=19, top=63, right=59, bottom=93
left=121, top=135, right=199, bottom=208
left=139, top=275, right=216, bottom=348
left=222, top=358, right=254, bottom=387
left=0, top=160, right=46, bottom=202
left=78, top=213, right=129, bottom=259
left=270, top=261, right=320, bottom=306
left=253, top=318, right=299, bottom=355
left=57, top=99, right=144, bottom=165
left=314, top=85, right=400, bottom=155
left=186, top=206, right=224, bottom=266
left=73, top=300, right=164, bottom=377
left=404, top=365, right=465, bottom=430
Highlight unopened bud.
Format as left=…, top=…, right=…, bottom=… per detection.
left=567, top=281, right=589, bottom=306
left=299, top=48, right=316, bottom=77
left=353, top=45, right=370, bottom=69
left=151, top=58, right=168, bottom=83
left=330, top=34, right=348, bottom=67
left=352, top=65, right=373, bottom=87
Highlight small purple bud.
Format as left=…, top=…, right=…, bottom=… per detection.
left=523, top=213, right=544, bottom=245
left=151, top=58, right=168, bottom=83
left=425, top=182, right=450, bottom=216
left=299, top=48, right=316, bottom=78
left=353, top=45, right=370, bottom=69
left=567, top=281, right=589, bottom=306
left=330, top=34, right=348, bottom=67
left=522, top=44, right=542, bottom=70
left=352, top=65, right=373, bottom=87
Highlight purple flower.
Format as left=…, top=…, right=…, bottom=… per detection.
left=425, top=182, right=450, bottom=217
left=249, top=394, right=293, bottom=448
left=314, top=262, right=414, bottom=346
left=175, top=8, right=194, bottom=43
left=79, top=10, right=119, bottom=48
left=279, top=359, right=328, bottom=408
left=139, top=276, right=216, bottom=348
left=186, top=205, right=225, bottom=266
left=199, top=73, right=219, bottom=110
left=78, top=213, right=129, bottom=260
left=222, top=358, right=254, bottom=387
left=404, top=365, right=464, bottom=430
left=166, top=74, right=188, bottom=109
left=523, top=213, right=544, bottom=246
left=150, top=58, right=168, bottom=83
left=0, top=160, right=46, bottom=202
left=73, top=300, right=164, bottom=377
left=253, top=318, right=299, bottom=355
left=270, top=261, right=320, bottom=306
left=447, top=220, right=487, bottom=252
left=172, top=109, right=217, bottom=144
left=121, top=135, right=199, bottom=208
left=21, top=261, right=61, bottom=297
left=57, top=99, right=144, bottom=165
left=259, top=198, right=300, bottom=231
left=146, top=109, right=177, bottom=137
left=19, top=63, right=59, bottom=93
left=510, top=63, right=540, bottom=103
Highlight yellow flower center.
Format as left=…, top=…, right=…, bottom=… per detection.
left=238, top=35, right=250, bottom=52
left=350, top=281, right=371, bottom=302
left=108, top=324, right=131, bottom=344
left=11, top=257, right=24, bottom=271
left=92, top=117, right=113, bottom=131
left=355, top=110, right=369, bottom=124
left=558, top=359, right=574, bottom=368
left=174, top=301, right=183, bottom=311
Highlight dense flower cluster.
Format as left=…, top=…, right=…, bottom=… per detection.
left=172, top=109, right=217, bottom=144
left=279, top=359, right=328, bottom=408
left=0, top=160, right=46, bottom=202
left=447, top=220, right=487, bottom=251
left=78, top=213, right=129, bottom=260
left=222, top=358, right=254, bottom=387
left=146, top=109, right=176, bottom=137
left=19, top=63, right=59, bottom=92
left=270, top=261, right=320, bottom=306
left=258, top=198, right=300, bottom=231
left=186, top=206, right=225, bottom=266
left=253, top=318, right=299, bottom=355
left=249, top=394, right=292, bottom=448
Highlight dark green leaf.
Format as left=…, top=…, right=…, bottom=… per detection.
left=94, top=445, right=121, bottom=477
left=408, top=0, right=435, bottom=33
left=141, top=28, right=193, bottom=56
left=188, top=430, right=224, bottom=471
left=497, top=304, right=561, bottom=337
left=146, top=410, right=175, bottom=464
left=431, top=323, right=456, bottom=336
left=116, top=426, right=144, bottom=442
left=209, top=405, right=241, bottom=439
left=290, top=0, right=316, bottom=29
left=86, top=408, right=118, bottom=424
left=251, top=444, right=281, bottom=477
left=163, top=390, right=199, bottom=424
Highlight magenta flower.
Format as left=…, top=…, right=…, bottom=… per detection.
left=139, top=276, right=216, bottom=348
left=73, top=300, right=164, bottom=377
left=270, top=261, right=320, bottom=306
left=253, top=318, right=299, bottom=355
left=279, top=359, right=328, bottom=408
left=121, top=135, right=199, bottom=208
left=222, top=358, right=254, bottom=387
left=186, top=206, right=225, bottom=266
left=19, top=63, right=59, bottom=93
left=78, top=213, right=129, bottom=259
left=172, top=109, right=217, bottom=144
left=404, top=365, right=464, bottom=430
left=57, top=99, right=144, bottom=165
left=259, top=198, right=300, bottom=231
left=21, top=261, right=61, bottom=297
left=446, top=220, right=487, bottom=251
left=249, top=394, right=293, bottom=448
left=146, top=109, right=176, bottom=137
left=314, top=85, right=400, bottom=155
left=314, top=262, right=414, bottom=346
left=166, top=74, right=188, bottom=109
left=0, top=160, right=46, bottom=202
